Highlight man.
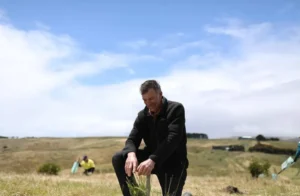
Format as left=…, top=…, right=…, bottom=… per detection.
left=112, top=80, right=189, bottom=196
left=78, top=155, right=96, bottom=175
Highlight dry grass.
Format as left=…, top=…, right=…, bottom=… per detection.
left=1, top=172, right=300, bottom=196
left=0, top=137, right=300, bottom=195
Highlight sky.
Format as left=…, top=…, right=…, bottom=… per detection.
left=0, top=0, right=300, bottom=138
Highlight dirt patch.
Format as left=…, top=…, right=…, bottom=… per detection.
left=224, top=186, right=243, bottom=194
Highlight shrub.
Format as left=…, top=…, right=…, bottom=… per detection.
left=248, top=143, right=296, bottom=155
left=248, top=159, right=271, bottom=178
left=37, top=162, right=61, bottom=175
left=212, top=145, right=245, bottom=152
left=255, top=134, right=280, bottom=141
left=256, top=134, right=266, bottom=141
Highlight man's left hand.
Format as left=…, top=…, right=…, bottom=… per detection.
left=136, top=159, right=155, bottom=176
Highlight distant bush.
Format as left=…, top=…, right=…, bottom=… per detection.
left=268, top=137, right=280, bottom=141
left=37, top=163, right=61, bottom=175
left=256, top=134, right=266, bottom=141
left=248, top=159, right=271, bottom=178
left=228, top=145, right=245, bottom=152
left=255, top=134, right=280, bottom=141
left=248, top=143, right=295, bottom=155
left=212, top=145, right=245, bottom=152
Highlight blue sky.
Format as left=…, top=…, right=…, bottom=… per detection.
left=2, top=0, right=299, bottom=49
left=1, top=0, right=299, bottom=86
left=0, top=0, right=300, bottom=138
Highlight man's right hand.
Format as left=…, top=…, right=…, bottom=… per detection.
left=125, top=152, right=138, bottom=177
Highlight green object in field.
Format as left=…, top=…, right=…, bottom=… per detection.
left=71, top=161, right=79, bottom=174
left=281, top=156, right=294, bottom=170
left=272, top=156, right=294, bottom=180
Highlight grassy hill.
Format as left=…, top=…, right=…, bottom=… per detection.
left=0, top=137, right=300, bottom=195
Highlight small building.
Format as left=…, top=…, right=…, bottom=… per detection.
left=238, top=136, right=254, bottom=140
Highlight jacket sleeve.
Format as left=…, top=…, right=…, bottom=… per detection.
left=122, top=114, right=143, bottom=157
left=78, top=161, right=83, bottom=167
left=149, top=104, right=185, bottom=166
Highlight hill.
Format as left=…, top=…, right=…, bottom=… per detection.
left=0, top=137, right=300, bottom=195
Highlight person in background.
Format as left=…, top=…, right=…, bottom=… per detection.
left=78, top=155, right=96, bottom=176
left=112, top=80, right=189, bottom=196
left=293, top=141, right=300, bottom=162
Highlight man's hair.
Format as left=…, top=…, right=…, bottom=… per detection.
left=140, top=80, right=162, bottom=94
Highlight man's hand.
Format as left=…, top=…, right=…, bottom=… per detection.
left=137, top=159, right=155, bottom=176
left=125, top=152, right=138, bottom=177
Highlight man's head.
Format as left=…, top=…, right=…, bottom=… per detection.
left=83, top=155, right=88, bottom=162
left=140, top=80, right=163, bottom=114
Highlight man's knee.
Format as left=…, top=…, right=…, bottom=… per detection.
left=112, top=151, right=125, bottom=166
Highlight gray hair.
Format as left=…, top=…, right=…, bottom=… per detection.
left=140, top=80, right=162, bottom=94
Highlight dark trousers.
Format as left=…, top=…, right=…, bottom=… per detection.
left=83, top=167, right=95, bottom=175
left=112, top=149, right=187, bottom=196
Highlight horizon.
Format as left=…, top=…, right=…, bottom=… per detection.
left=0, top=0, right=300, bottom=138
left=1, top=133, right=299, bottom=140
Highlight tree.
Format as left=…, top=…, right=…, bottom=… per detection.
left=256, top=134, right=266, bottom=141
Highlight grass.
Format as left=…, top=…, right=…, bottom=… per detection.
left=0, top=137, right=300, bottom=195
left=1, top=172, right=300, bottom=196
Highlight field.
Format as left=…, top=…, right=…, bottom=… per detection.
left=0, top=137, right=300, bottom=196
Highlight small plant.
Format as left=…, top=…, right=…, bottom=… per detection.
left=248, top=159, right=271, bottom=178
left=37, top=162, right=61, bottom=175
left=127, top=174, right=148, bottom=196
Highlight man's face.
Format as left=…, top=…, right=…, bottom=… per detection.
left=142, top=88, right=162, bottom=113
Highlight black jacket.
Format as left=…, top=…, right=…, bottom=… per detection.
left=122, top=97, right=189, bottom=170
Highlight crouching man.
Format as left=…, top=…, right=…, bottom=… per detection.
left=112, top=80, right=189, bottom=196
left=78, top=155, right=96, bottom=176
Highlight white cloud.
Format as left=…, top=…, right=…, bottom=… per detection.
left=0, top=14, right=158, bottom=137
left=0, top=12, right=300, bottom=139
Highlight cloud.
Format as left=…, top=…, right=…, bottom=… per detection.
left=0, top=13, right=159, bottom=137
left=0, top=12, right=299, bottom=139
